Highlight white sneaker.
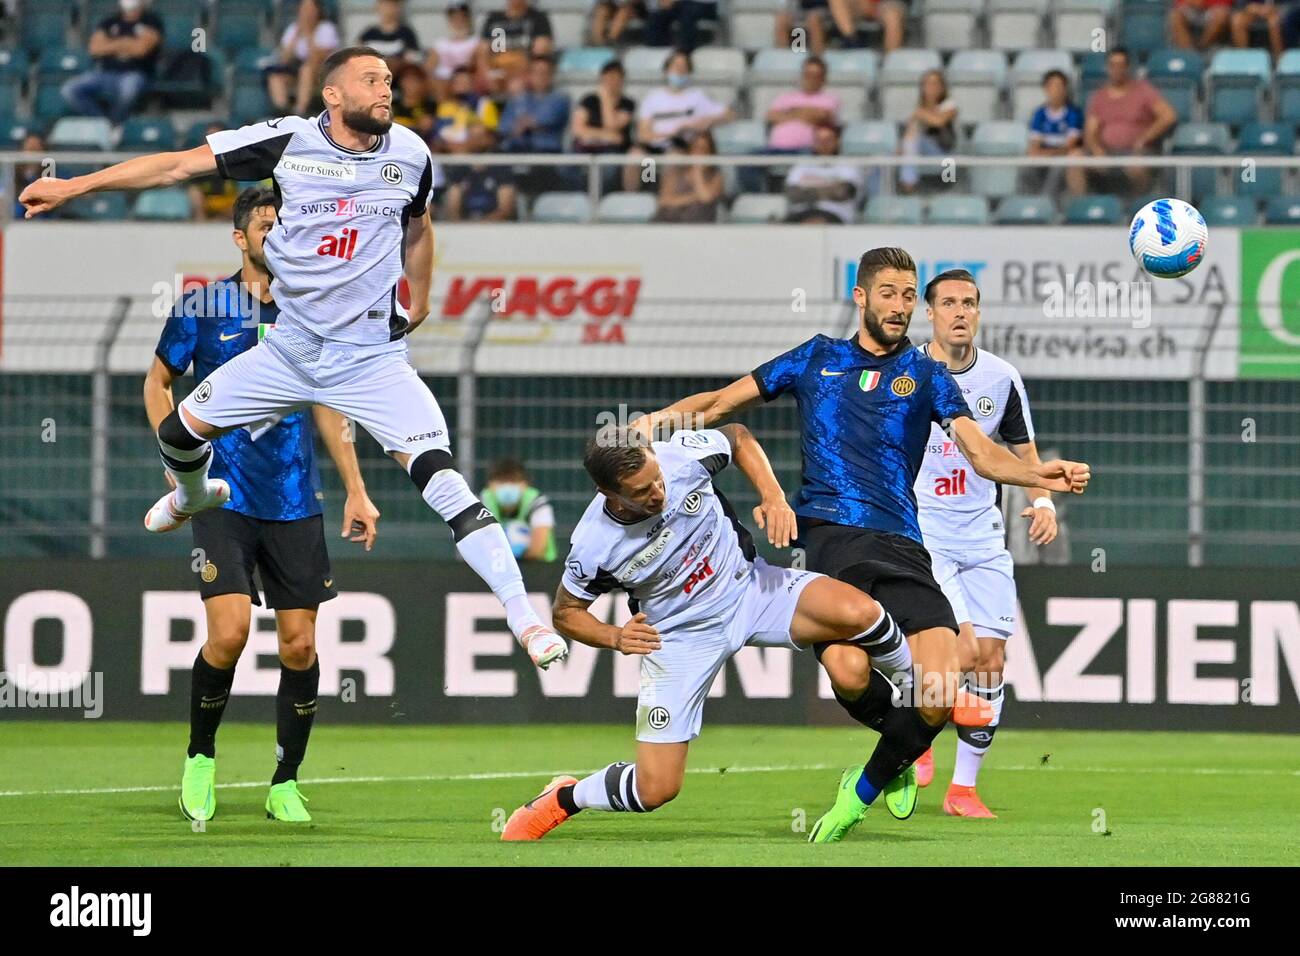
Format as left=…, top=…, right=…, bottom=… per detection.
left=144, top=479, right=230, bottom=533
left=518, top=624, right=569, bottom=670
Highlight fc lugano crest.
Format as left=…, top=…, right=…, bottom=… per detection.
left=682, top=492, right=703, bottom=514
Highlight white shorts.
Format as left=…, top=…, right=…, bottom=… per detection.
left=928, top=544, right=1017, bottom=638
left=179, top=330, right=451, bottom=458
left=636, top=559, right=821, bottom=744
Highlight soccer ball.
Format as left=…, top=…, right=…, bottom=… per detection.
left=1128, top=198, right=1208, bottom=279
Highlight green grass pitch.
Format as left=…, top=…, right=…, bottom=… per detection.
left=1, top=723, right=1296, bottom=866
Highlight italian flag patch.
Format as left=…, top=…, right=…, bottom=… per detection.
left=859, top=370, right=881, bottom=391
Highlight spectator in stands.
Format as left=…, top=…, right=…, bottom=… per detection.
left=393, top=63, right=440, bottom=141
left=435, top=65, right=500, bottom=153
left=445, top=126, right=518, bottom=221
left=266, top=0, right=341, bottom=116
left=625, top=49, right=733, bottom=192
left=1027, top=69, right=1086, bottom=197
left=1230, top=0, right=1286, bottom=58
left=775, top=0, right=834, bottom=55
left=899, top=68, right=957, bottom=194
left=62, top=0, right=163, bottom=125
left=766, top=56, right=841, bottom=153
left=591, top=0, right=643, bottom=45
left=652, top=130, right=724, bottom=222
left=500, top=55, right=570, bottom=154
left=429, top=3, right=479, bottom=101
left=359, top=0, right=423, bottom=69
left=479, top=459, right=557, bottom=561
left=837, top=0, right=906, bottom=52
left=188, top=122, right=241, bottom=221
left=1285, top=4, right=1300, bottom=49
left=13, top=131, right=48, bottom=220
left=476, top=0, right=554, bottom=95
left=783, top=123, right=867, bottom=224
left=643, top=0, right=719, bottom=51
left=1083, top=48, right=1177, bottom=198
left=572, top=60, right=635, bottom=191
left=1170, top=0, right=1234, bottom=51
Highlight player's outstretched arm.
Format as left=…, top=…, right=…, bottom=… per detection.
left=312, top=406, right=381, bottom=552
left=1010, top=441, right=1059, bottom=545
left=951, top=417, right=1090, bottom=495
left=630, top=374, right=764, bottom=441
left=717, top=422, right=797, bottom=548
left=19, top=145, right=218, bottom=218
left=552, top=586, right=661, bottom=656
left=403, top=210, right=435, bottom=333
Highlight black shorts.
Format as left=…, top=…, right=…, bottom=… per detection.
left=800, top=521, right=958, bottom=637
left=191, top=509, right=336, bottom=610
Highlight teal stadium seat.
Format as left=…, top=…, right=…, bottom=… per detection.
left=131, top=187, right=194, bottom=221
left=1199, top=196, right=1257, bottom=227
left=864, top=195, right=924, bottom=224
left=994, top=194, right=1056, bottom=223
left=729, top=193, right=789, bottom=223
left=927, top=194, right=991, bottom=225
left=1277, top=50, right=1300, bottom=124
left=1234, top=122, right=1293, bottom=200
left=532, top=192, right=593, bottom=223
left=1145, top=48, right=1203, bottom=123
left=119, top=117, right=178, bottom=151
left=1208, top=48, right=1270, bottom=126
left=1263, top=196, right=1300, bottom=225
left=1169, top=122, right=1229, bottom=204
left=1064, top=193, right=1123, bottom=224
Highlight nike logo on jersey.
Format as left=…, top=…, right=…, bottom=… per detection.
left=218, top=332, right=244, bottom=341
left=820, top=368, right=846, bottom=377
left=323, top=579, right=333, bottom=588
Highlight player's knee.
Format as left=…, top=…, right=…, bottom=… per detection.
left=278, top=628, right=316, bottom=669
left=821, top=644, right=871, bottom=697
left=158, top=407, right=205, bottom=451
left=848, top=591, right=883, bottom=636
left=206, top=627, right=248, bottom=667
left=407, top=448, right=455, bottom=491
left=635, top=775, right=681, bottom=810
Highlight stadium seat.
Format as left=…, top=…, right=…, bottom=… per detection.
left=1078, top=51, right=1108, bottom=83
left=1120, top=5, right=1167, bottom=54
left=969, top=120, right=1028, bottom=197
left=988, top=0, right=1048, bottom=51
left=749, top=49, right=806, bottom=84
left=557, top=48, right=616, bottom=83
left=947, top=50, right=1008, bottom=123
left=230, top=84, right=275, bottom=126
left=1169, top=122, right=1229, bottom=204
left=993, top=194, right=1056, bottom=223
left=37, top=49, right=92, bottom=82
left=927, top=194, right=990, bottom=225
left=131, top=188, right=193, bottom=221
left=61, top=193, right=130, bottom=221
left=532, top=192, right=593, bottom=223
left=0, top=118, right=36, bottom=149
left=152, top=0, right=208, bottom=52
left=730, top=0, right=784, bottom=52
left=596, top=192, right=658, bottom=224
left=33, top=83, right=72, bottom=124
left=1278, top=50, right=1300, bottom=124
left=1208, top=49, right=1270, bottom=126
left=840, top=120, right=898, bottom=155
left=1263, top=196, right=1300, bottom=225
left=690, top=47, right=746, bottom=85
left=879, top=49, right=943, bottom=121
left=0, top=79, right=20, bottom=119
left=922, top=0, right=983, bottom=53
left=1199, top=195, right=1257, bottom=227
left=1146, top=49, right=1204, bottom=124
left=712, top=120, right=766, bottom=155
left=1050, top=0, right=1114, bottom=51
left=0, top=48, right=30, bottom=82
left=864, top=195, right=924, bottom=224
left=623, top=46, right=673, bottom=83
left=1064, top=193, right=1123, bottom=224
left=48, top=116, right=113, bottom=151
left=119, top=117, right=178, bottom=151
left=1234, top=122, right=1294, bottom=199
left=183, top=118, right=222, bottom=148
left=21, top=11, right=70, bottom=57
left=1009, top=49, right=1074, bottom=118
left=821, top=50, right=877, bottom=119
left=214, top=5, right=266, bottom=55
left=728, top=193, right=789, bottom=223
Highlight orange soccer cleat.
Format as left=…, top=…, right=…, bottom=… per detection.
left=914, top=747, right=935, bottom=788
left=501, top=775, right=579, bottom=841
left=942, top=784, right=997, bottom=819
left=952, top=688, right=996, bottom=728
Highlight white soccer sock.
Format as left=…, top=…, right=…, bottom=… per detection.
left=419, top=469, right=542, bottom=637
left=952, top=680, right=1004, bottom=788
left=157, top=420, right=212, bottom=510
left=850, top=606, right=913, bottom=690
left=572, top=762, right=647, bottom=812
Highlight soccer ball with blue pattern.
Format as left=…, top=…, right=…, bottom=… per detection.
left=1128, top=198, right=1208, bottom=279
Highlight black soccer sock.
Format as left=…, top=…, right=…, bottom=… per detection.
left=863, top=705, right=946, bottom=792
left=188, top=651, right=236, bottom=759
left=830, top=667, right=898, bottom=731
left=556, top=784, right=582, bottom=816
left=272, top=657, right=320, bottom=785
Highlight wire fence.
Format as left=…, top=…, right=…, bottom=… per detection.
left=2, top=291, right=1297, bottom=567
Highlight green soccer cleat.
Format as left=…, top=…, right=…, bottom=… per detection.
left=808, top=767, right=869, bottom=844
left=266, top=780, right=312, bottom=822
left=179, top=754, right=216, bottom=822
left=883, top=764, right=918, bottom=820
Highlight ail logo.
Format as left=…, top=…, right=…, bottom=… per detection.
left=934, top=468, right=968, bottom=496
left=317, top=228, right=361, bottom=260
left=682, top=555, right=714, bottom=595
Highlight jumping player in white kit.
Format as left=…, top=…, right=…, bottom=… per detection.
left=913, top=269, right=1060, bottom=818
left=20, top=46, right=567, bottom=670
left=500, top=425, right=928, bottom=841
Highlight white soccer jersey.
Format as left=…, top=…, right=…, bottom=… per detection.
left=915, top=346, right=1036, bottom=549
left=561, top=430, right=756, bottom=633
left=206, top=113, right=437, bottom=345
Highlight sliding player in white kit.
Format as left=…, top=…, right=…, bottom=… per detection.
left=19, top=46, right=567, bottom=670
left=913, top=269, right=1059, bottom=818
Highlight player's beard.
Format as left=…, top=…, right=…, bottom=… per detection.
left=342, top=102, right=393, bottom=137
left=863, top=304, right=911, bottom=347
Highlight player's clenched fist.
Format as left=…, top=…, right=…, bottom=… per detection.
left=19, top=177, right=77, bottom=218
left=1034, top=459, right=1091, bottom=495
left=613, top=612, right=661, bottom=656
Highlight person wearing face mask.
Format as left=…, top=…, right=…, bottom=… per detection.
left=624, top=49, right=732, bottom=193
left=480, top=459, right=556, bottom=562
left=61, top=0, right=163, bottom=125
